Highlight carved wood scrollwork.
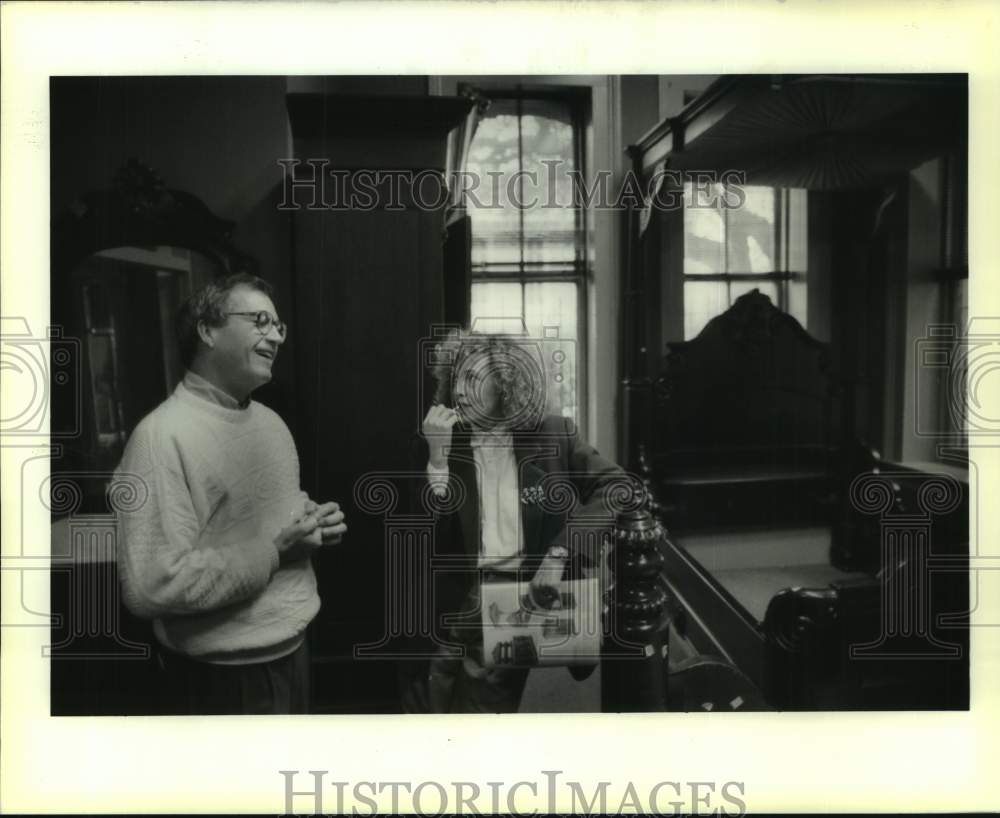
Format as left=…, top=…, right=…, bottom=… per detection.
left=762, top=584, right=844, bottom=708
left=53, top=158, right=258, bottom=279
left=764, top=586, right=840, bottom=655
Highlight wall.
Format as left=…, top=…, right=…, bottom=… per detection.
left=50, top=77, right=289, bottom=231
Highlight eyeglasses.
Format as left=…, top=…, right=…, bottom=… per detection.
left=225, top=311, right=288, bottom=338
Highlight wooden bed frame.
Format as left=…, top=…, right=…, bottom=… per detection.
left=651, top=289, right=843, bottom=531
left=634, top=292, right=968, bottom=709
left=618, top=75, right=970, bottom=710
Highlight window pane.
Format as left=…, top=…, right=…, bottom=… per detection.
left=525, top=281, right=578, bottom=421
left=467, top=101, right=522, bottom=268
left=468, top=99, right=582, bottom=272
left=683, top=182, right=725, bottom=275
left=787, top=189, right=808, bottom=272
left=471, top=282, right=523, bottom=334
left=520, top=100, right=579, bottom=268
left=523, top=281, right=577, bottom=340
left=788, top=279, right=807, bottom=328
left=684, top=281, right=728, bottom=339
left=728, top=186, right=775, bottom=273
left=467, top=94, right=587, bottom=427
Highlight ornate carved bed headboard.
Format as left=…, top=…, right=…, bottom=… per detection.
left=650, top=290, right=844, bottom=528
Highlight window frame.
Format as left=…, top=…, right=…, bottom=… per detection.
left=466, top=85, right=591, bottom=429
left=935, top=150, right=969, bottom=459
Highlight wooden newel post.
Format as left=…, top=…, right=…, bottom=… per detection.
left=601, top=507, right=671, bottom=711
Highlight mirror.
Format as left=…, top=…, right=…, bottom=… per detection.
left=51, top=160, right=256, bottom=510
left=69, top=245, right=219, bottom=471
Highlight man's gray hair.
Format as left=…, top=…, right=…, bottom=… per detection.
left=176, top=273, right=274, bottom=367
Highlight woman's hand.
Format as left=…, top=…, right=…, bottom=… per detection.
left=422, top=404, right=460, bottom=469
left=528, top=550, right=568, bottom=610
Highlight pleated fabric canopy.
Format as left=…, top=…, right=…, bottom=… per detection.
left=668, top=75, right=967, bottom=190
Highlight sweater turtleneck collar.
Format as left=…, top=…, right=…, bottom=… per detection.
left=182, top=370, right=251, bottom=411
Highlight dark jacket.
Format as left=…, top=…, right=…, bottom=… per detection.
left=412, top=414, right=624, bottom=640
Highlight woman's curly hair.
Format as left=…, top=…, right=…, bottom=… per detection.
left=429, top=328, right=548, bottom=430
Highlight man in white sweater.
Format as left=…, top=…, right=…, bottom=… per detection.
left=115, top=274, right=346, bottom=714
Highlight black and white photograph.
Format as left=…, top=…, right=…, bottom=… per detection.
left=2, top=2, right=998, bottom=815
left=43, top=70, right=971, bottom=716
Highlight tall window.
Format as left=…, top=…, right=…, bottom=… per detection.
left=465, top=92, right=588, bottom=423
left=683, top=184, right=808, bottom=339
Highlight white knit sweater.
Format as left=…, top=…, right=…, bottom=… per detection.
left=115, top=374, right=319, bottom=662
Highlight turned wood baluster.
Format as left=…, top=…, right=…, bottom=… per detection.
left=601, top=507, right=671, bottom=712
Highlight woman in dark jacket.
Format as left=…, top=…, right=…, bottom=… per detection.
left=402, top=330, right=625, bottom=713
